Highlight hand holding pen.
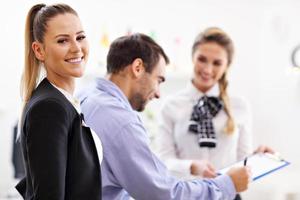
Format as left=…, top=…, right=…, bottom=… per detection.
left=227, top=165, right=251, bottom=192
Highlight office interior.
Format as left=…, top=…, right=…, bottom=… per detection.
left=0, top=0, right=300, bottom=199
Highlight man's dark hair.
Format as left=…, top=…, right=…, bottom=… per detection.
left=106, top=33, right=169, bottom=73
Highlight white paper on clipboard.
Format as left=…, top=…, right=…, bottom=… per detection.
left=218, top=153, right=290, bottom=181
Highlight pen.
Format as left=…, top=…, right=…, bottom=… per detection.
left=244, top=157, right=247, bottom=166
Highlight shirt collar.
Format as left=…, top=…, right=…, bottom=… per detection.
left=50, top=82, right=81, bottom=114
left=185, top=80, right=220, bottom=101
left=95, top=77, right=133, bottom=111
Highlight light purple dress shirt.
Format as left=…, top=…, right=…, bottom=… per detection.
left=79, top=77, right=236, bottom=200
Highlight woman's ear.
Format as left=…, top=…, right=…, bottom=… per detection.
left=32, top=41, right=45, bottom=61
left=131, top=58, right=145, bottom=78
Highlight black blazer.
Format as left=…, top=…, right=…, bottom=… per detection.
left=16, top=78, right=102, bottom=200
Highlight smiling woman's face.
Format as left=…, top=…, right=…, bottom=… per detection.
left=192, top=42, right=228, bottom=92
left=35, top=13, right=89, bottom=81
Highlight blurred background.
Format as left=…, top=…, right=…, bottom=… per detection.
left=1, top=0, right=300, bottom=199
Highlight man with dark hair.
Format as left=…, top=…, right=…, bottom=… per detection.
left=79, top=33, right=250, bottom=200
left=106, top=33, right=169, bottom=74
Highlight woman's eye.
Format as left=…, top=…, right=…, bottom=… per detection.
left=57, top=39, right=67, bottom=44
left=198, top=56, right=206, bottom=63
left=77, top=35, right=86, bottom=41
left=214, top=60, right=222, bottom=66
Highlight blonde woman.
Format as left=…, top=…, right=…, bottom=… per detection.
left=156, top=27, right=273, bottom=200
left=16, top=3, right=102, bottom=199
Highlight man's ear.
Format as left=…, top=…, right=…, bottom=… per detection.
left=131, top=58, right=145, bottom=78
left=32, top=41, right=45, bottom=61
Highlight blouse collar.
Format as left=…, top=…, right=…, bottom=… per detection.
left=185, top=80, right=220, bottom=101
left=50, top=82, right=81, bottom=114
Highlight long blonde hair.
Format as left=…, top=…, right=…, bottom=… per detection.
left=192, top=27, right=235, bottom=134
left=18, top=4, right=78, bottom=136
left=21, top=3, right=78, bottom=102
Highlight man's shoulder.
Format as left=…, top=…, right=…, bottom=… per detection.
left=82, top=90, right=129, bottom=112
left=81, top=89, right=137, bottom=126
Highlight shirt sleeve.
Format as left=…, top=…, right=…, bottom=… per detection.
left=106, top=122, right=236, bottom=200
left=236, top=98, right=253, bottom=160
left=155, top=101, right=194, bottom=178
left=24, top=99, right=70, bottom=199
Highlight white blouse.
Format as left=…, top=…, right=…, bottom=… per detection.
left=51, top=83, right=103, bottom=165
left=155, top=81, right=253, bottom=179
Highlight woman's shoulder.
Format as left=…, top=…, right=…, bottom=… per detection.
left=229, top=95, right=251, bottom=114
left=159, top=89, right=193, bottom=116
left=26, top=85, right=76, bottom=120
left=26, top=97, right=70, bottom=118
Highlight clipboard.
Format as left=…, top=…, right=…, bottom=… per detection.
left=218, top=153, right=290, bottom=181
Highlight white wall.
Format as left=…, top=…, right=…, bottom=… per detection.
left=1, top=0, right=299, bottom=199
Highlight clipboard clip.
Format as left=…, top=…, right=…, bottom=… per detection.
left=264, top=152, right=284, bottom=162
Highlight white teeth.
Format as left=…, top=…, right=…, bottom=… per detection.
left=67, top=57, right=82, bottom=63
